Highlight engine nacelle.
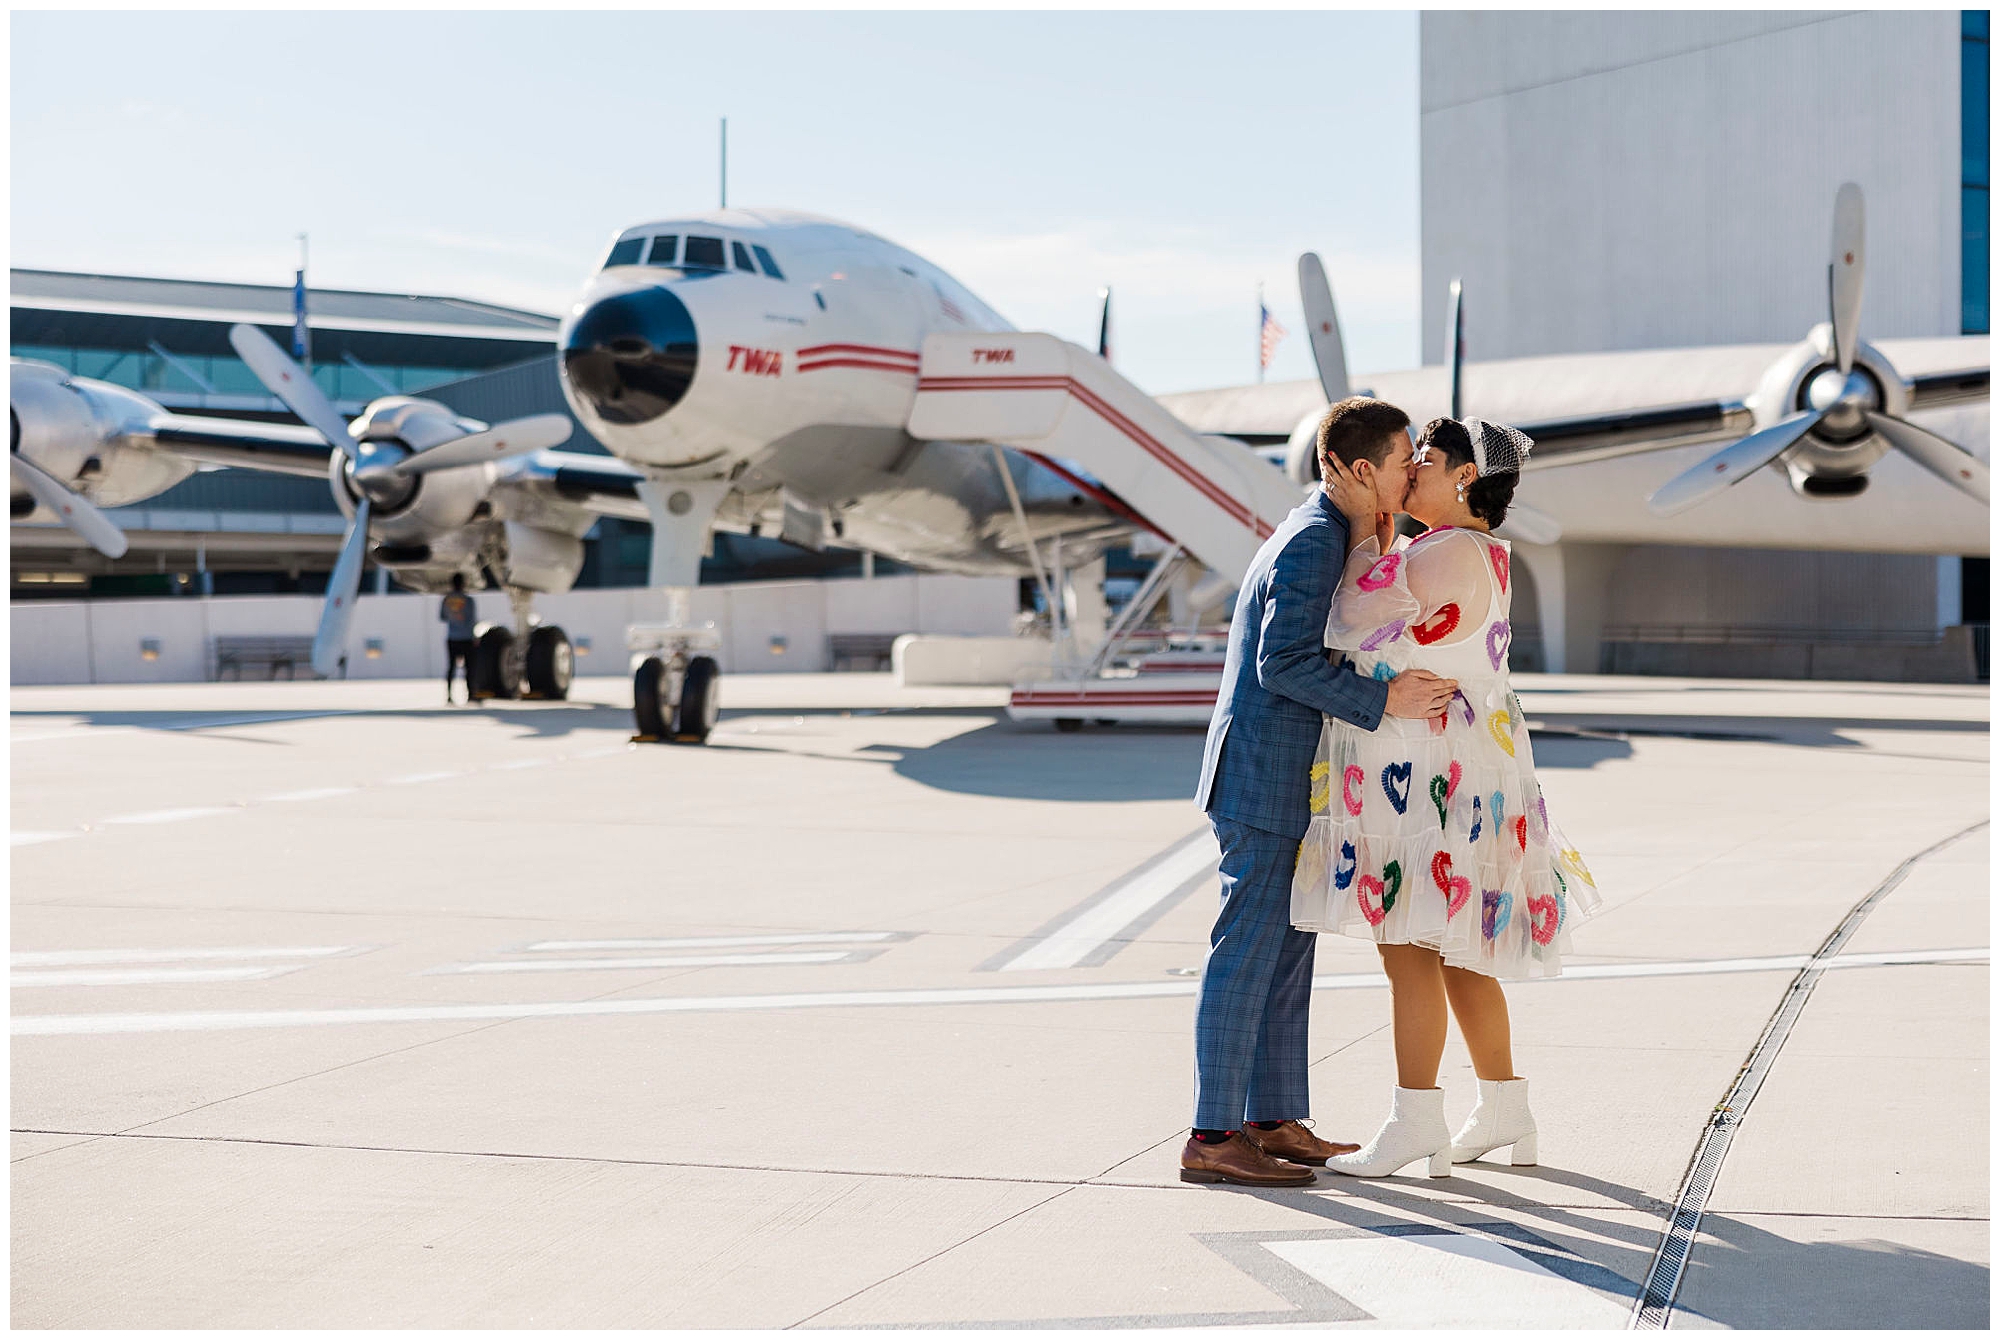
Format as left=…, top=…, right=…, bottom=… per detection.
left=1283, top=408, right=1324, bottom=487
left=329, top=396, right=495, bottom=541
left=10, top=360, right=195, bottom=507
left=1747, top=324, right=1909, bottom=497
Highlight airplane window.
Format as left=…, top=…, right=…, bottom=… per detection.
left=683, top=236, right=726, bottom=269
left=732, top=241, right=757, bottom=272
left=752, top=244, right=785, bottom=280
left=603, top=237, right=644, bottom=268
left=645, top=235, right=679, bottom=266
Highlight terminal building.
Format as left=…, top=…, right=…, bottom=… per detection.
left=1414, top=9, right=1988, bottom=678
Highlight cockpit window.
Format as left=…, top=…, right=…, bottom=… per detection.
left=603, top=237, right=644, bottom=268
left=645, top=235, right=679, bottom=266
left=752, top=244, right=785, bottom=280
left=683, top=236, right=726, bottom=269
left=731, top=241, right=757, bottom=273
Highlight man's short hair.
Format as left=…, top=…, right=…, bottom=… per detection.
left=450, top=572, right=466, bottom=591
left=1316, top=397, right=1411, bottom=474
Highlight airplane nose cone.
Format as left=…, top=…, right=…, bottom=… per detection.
left=561, top=286, right=698, bottom=426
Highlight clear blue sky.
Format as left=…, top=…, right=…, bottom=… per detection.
left=11, top=11, right=1420, bottom=395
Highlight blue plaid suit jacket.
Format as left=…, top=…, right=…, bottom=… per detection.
left=1195, top=489, right=1389, bottom=840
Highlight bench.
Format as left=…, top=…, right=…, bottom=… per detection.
left=828, top=633, right=900, bottom=672
left=213, top=635, right=320, bottom=681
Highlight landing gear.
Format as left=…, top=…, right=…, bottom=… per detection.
left=470, top=624, right=522, bottom=700
left=632, top=652, right=721, bottom=743
left=524, top=625, right=574, bottom=700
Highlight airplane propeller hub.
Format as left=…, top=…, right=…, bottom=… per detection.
left=1803, top=367, right=1880, bottom=441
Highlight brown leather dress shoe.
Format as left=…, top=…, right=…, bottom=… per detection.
left=1179, top=1134, right=1316, bottom=1186
left=1240, top=1120, right=1361, bottom=1167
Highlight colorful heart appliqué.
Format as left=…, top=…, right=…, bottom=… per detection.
left=1482, top=889, right=1512, bottom=940
left=1411, top=603, right=1462, bottom=645
left=1308, top=760, right=1331, bottom=815
left=1490, top=790, right=1506, bottom=827
left=1428, top=774, right=1449, bottom=829
left=1431, top=851, right=1472, bottom=918
left=1342, top=765, right=1366, bottom=816
left=1467, top=794, right=1483, bottom=843
left=1357, top=552, right=1402, bottom=591
left=1334, top=840, right=1357, bottom=891
left=1559, top=846, right=1597, bottom=887
left=1446, top=761, right=1462, bottom=800
left=1380, top=762, right=1413, bottom=814
left=1488, top=711, right=1516, bottom=757
left=1372, top=661, right=1396, bottom=682
left=1486, top=619, right=1512, bottom=669
left=1451, top=689, right=1476, bottom=728
left=1489, top=545, right=1509, bottom=593
left=1527, top=892, right=1560, bottom=945
left=1514, top=815, right=1528, bottom=851
left=1360, top=620, right=1406, bottom=651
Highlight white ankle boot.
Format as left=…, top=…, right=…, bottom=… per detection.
left=1327, top=1085, right=1452, bottom=1178
left=1449, top=1077, right=1538, bottom=1165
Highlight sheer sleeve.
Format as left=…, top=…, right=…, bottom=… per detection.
left=1327, top=535, right=1419, bottom=652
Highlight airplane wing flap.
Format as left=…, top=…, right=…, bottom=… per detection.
left=149, top=415, right=333, bottom=480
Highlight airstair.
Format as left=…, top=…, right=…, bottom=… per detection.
left=909, top=332, right=1308, bottom=728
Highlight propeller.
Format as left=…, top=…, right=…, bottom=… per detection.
left=312, top=496, right=370, bottom=678
left=1867, top=413, right=1991, bottom=503
left=10, top=454, right=129, bottom=558
left=1296, top=252, right=1350, bottom=402
left=229, top=323, right=361, bottom=461
left=1829, top=182, right=1864, bottom=375
left=1646, top=183, right=1988, bottom=516
left=1446, top=278, right=1464, bottom=419
left=363, top=414, right=573, bottom=478
left=1646, top=411, right=1826, bottom=516
left=1497, top=501, right=1561, bottom=547
left=1096, top=287, right=1113, bottom=363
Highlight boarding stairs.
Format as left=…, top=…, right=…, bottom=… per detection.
left=909, top=331, right=1306, bottom=726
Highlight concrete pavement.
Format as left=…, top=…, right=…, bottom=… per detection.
left=11, top=673, right=1988, bottom=1327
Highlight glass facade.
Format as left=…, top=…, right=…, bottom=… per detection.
left=1965, top=10, right=1989, bottom=335
left=11, top=343, right=480, bottom=404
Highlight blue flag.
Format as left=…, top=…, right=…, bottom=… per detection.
left=291, top=268, right=310, bottom=366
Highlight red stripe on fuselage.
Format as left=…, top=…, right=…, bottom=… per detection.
left=796, top=359, right=921, bottom=375
left=797, top=343, right=920, bottom=362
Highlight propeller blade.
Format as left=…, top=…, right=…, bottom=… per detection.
left=1096, top=287, right=1113, bottom=363
left=1296, top=252, right=1350, bottom=403
left=1867, top=412, right=1990, bottom=504
left=310, top=497, right=371, bottom=678
left=1645, top=411, right=1823, bottom=516
left=391, top=414, right=573, bottom=476
left=1829, top=182, right=1865, bottom=375
left=228, top=322, right=360, bottom=460
left=10, top=454, right=129, bottom=558
left=1446, top=278, right=1465, bottom=419
left=1496, top=500, right=1561, bottom=546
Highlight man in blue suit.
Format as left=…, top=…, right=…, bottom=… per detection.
left=1184, top=397, right=1457, bottom=1186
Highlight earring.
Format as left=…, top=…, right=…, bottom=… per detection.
left=1456, top=480, right=1467, bottom=503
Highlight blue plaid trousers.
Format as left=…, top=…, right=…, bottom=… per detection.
left=1192, top=816, right=1317, bottom=1130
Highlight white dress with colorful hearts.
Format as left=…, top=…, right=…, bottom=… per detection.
left=1290, top=525, right=1600, bottom=980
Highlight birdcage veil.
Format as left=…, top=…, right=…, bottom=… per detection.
left=1462, top=418, right=1534, bottom=476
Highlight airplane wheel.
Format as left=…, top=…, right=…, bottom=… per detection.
left=1054, top=717, right=1084, bottom=733
left=673, top=657, right=720, bottom=743
left=473, top=626, right=521, bottom=700
left=525, top=625, right=574, bottom=700
left=633, top=657, right=674, bottom=738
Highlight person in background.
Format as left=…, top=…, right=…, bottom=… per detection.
left=441, top=573, right=478, bottom=704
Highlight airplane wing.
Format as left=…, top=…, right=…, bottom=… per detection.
left=491, top=450, right=649, bottom=523
left=147, top=414, right=335, bottom=480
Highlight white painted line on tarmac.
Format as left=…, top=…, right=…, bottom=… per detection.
left=521, top=932, right=901, bottom=952
left=17, top=946, right=1983, bottom=1038
left=1267, top=1232, right=1632, bottom=1328
left=996, top=830, right=1220, bottom=972
left=263, top=787, right=360, bottom=803
left=384, top=771, right=462, bottom=786
left=432, top=951, right=857, bottom=975
left=9, top=708, right=363, bottom=745
left=12, top=965, right=303, bottom=988
left=101, top=806, right=241, bottom=825
left=11, top=945, right=363, bottom=968
left=11, top=830, right=81, bottom=847
left=486, top=758, right=552, bottom=771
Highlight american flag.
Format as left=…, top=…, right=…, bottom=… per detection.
left=291, top=267, right=311, bottom=367
left=1259, top=300, right=1286, bottom=373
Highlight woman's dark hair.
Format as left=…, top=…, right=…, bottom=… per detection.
left=1416, top=417, right=1514, bottom=528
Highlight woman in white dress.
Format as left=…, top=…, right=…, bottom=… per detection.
left=1295, top=417, right=1601, bottom=1178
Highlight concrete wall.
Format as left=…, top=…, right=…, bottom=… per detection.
left=9, top=573, right=1019, bottom=686
left=1420, top=11, right=1963, bottom=361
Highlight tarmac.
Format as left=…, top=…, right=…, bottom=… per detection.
left=10, top=671, right=1990, bottom=1328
